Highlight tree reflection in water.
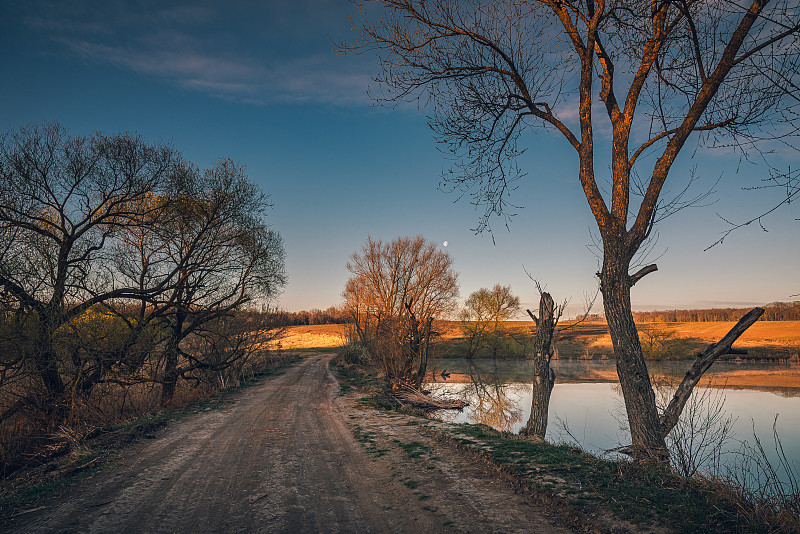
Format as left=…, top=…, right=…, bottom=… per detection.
left=438, top=360, right=522, bottom=432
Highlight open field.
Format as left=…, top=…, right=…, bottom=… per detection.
left=276, top=320, right=800, bottom=360
left=270, top=324, right=348, bottom=350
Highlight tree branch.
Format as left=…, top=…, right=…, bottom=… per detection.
left=526, top=308, right=539, bottom=326
left=629, top=264, right=658, bottom=287
left=659, top=307, right=765, bottom=437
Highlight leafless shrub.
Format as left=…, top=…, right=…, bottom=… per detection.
left=718, top=417, right=800, bottom=532
left=662, top=385, right=737, bottom=477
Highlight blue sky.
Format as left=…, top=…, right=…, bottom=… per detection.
left=2, top=1, right=797, bottom=316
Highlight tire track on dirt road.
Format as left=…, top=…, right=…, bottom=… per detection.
left=2, top=355, right=573, bottom=533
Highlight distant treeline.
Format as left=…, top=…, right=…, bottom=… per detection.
left=272, top=307, right=350, bottom=326
left=632, top=302, right=800, bottom=322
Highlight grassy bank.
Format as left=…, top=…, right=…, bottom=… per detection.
left=433, top=423, right=798, bottom=533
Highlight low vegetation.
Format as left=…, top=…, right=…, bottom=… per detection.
left=0, top=355, right=302, bottom=514
left=436, top=423, right=799, bottom=533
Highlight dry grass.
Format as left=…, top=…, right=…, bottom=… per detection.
left=453, top=320, right=800, bottom=360
left=289, top=320, right=800, bottom=359
left=268, top=324, right=348, bottom=350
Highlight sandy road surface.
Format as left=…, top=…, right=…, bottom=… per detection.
left=3, top=355, right=572, bottom=533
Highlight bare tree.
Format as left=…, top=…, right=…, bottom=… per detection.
left=114, top=159, right=286, bottom=404
left=344, top=235, right=459, bottom=388
left=0, top=123, right=178, bottom=417
left=520, top=285, right=565, bottom=440
left=345, top=0, right=798, bottom=462
left=0, top=123, right=286, bottom=424
left=460, top=284, right=520, bottom=357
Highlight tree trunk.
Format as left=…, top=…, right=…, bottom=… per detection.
left=161, top=314, right=184, bottom=405
left=34, top=319, right=67, bottom=420
left=601, top=257, right=669, bottom=463
left=414, top=316, right=433, bottom=390
left=660, top=307, right=764, bottom=436
left=161, top=338, right=179, bottom=405
left=521, top=293, right=556, bottom=440
left=36, top=349, right=66, bottom=400
left=36, top=348, right=67, bottom=421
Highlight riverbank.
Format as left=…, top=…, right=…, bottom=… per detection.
left=427, top=358, right=800, bottom=394
left=332, top=357, right=800, bottom=533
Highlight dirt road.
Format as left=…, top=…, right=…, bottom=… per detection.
left=3, top=355, right=572, bottom=533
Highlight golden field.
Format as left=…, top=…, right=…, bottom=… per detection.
left=273, top=320, right=800, bottom=360
left=270, top=324, right=349, bottom=350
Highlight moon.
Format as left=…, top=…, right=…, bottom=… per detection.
left=443, top=241, right=448, bottom=247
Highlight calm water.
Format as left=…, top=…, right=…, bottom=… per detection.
left=427, top=358, right=800, bottom=480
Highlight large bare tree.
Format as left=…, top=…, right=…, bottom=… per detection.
left=0, top=123, right=178, bottom=414
left=115, top=159, right=286, bottom=404
left=344, top=235, right=459, bottom=387
left=345, top=0, right=798, bottom=461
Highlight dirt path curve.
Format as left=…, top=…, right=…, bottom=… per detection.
left=3, top=355, right=572, bottom=533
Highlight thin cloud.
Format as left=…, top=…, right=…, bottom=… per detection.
left=17, top=1, right=374, bottom=106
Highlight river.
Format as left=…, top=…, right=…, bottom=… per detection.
left=427, top=358, right=800, bottom=483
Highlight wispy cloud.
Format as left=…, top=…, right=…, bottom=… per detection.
left=18, top=1, right=373, bottom=106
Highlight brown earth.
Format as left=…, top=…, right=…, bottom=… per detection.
left=1, top=355, right=573, bottom=534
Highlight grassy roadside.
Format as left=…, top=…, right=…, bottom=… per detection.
left=430, top=424, right=782, bottom=533
left=0, top=355, right=304, bottom=517
left=331, top=355, right=797, bottom=533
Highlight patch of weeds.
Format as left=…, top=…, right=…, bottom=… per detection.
left=422, top=505, right=438, bottom=512
left=418, top=493, right=431, bottom=501
left=442, top=520, right=454, bottom=527
left=403, top=479, right=420, bottom=490
left=394, top=440, right=431, bottom=459
left=0, top=450, right=113, bottom=515
left=352, top=425, right=387, bottom=457
left=329, top=360, right=381, bottom=391
left=357, top=395, right=398, bottom=411
left=330, top=358, right=406, bottom=410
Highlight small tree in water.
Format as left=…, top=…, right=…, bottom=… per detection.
left=520, top=289, right=565, bottom=440
left=344, top=236, right=459, bottom=388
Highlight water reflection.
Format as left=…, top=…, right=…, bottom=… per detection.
left=429, top=360, right=523, bottom=431
left=428, top=358, right=800, bottom=480
left=432, top=358, right=800, bottom=396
